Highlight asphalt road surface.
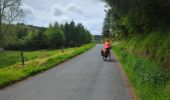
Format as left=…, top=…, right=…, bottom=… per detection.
left=0, top=44, right=133, bottom=100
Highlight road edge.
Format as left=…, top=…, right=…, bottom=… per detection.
left=112, top=50, right=139, bottom=100
left=0, top=43, right=96, bottom=89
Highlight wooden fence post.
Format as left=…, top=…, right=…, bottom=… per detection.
left=62, top=45, right=64, bottom=53
left=20, top=50, right=25, bottom=66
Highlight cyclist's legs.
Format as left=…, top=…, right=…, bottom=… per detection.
left=106, top=48, right=110, bottom=53
left=106, top=48, right=111, bottom=59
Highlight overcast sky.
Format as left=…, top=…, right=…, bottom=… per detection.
left=22, top=0, right=106, bottom=35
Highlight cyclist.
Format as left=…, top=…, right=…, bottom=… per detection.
left=104, top=40, right=111, bottom=52
left=101, top=40, right=111, bottom=56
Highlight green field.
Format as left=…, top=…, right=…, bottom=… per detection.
left=0, top=50, right=62, bottom=68
left=0, top=43, right=95, bottom=88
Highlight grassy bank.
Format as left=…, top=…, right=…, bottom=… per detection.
left=0, top=43, right=95, bottom=88
left=120, top=32, right=170, bottom=69
left=112, top=44, right=170, bottom=100
left=112, top=32, right=170, bottom=99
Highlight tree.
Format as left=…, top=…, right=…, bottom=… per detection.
left=102, top=9, right=111, bottom=38
left=25, top=30, right=46, bottom=50
left=16, top=23, right=27, bottom=39
left=45, top=26, right=65, bottom=49
left=0, top=0, right=24, bottom=50
left=54, top=21, right=59, bottom=28
left=102, top=0, right=170, bottom=39
left=3, top=21, right=92, bottom=50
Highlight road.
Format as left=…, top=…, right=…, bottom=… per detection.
left=0, top=44, right=133, bottom=100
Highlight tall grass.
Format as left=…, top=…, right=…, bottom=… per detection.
left=120, top=32, right=170, bottom=69
left=112, top=46, right=170, bottom=100
left=0, top=43, right=95, bottom=88
left=0, top=50, right=61, bottom=68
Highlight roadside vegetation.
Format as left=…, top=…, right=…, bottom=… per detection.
left=0, top=43, right=95, bottom=88
left=102, top=0, right=170, bottom=99
left=111, top=32, right=170, bottom=100
left=0, top=50, right=62, bottom=68
left=112, top=43, right=170, bottom=100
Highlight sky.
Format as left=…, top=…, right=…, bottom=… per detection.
left=22, top=0, right=106, bottom=35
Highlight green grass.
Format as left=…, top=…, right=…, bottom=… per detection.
left=112, top=45, right=170, bottom=100
left=120, top=32, right=170, bottom=68
left=111, top=30, right=170, bottom=100
left=0, top=50, right=62, bottom=68
left=0, top=43, right=95, bottom=88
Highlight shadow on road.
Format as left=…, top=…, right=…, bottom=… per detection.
left=105, top=58, right=117, bottom=62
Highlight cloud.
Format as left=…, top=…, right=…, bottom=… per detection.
left=22, top=0, right=106, bottom=35
left=21, top=4, right=33, bottom=17
left=52, top=3, right=84, bottom=17
left=66, top=3, right=84, bottom=14
left=52, top=5, right=64, bottom=16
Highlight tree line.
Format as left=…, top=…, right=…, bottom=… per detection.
left=102, top=0, right=170, bottom=39
left=4, top=21, right=92, bottom=50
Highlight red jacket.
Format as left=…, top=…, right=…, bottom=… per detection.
left=104, top=42, right=110, bottom=49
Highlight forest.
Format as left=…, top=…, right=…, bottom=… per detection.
left=103, top=0, right=170, bottom=37
left=3, top=21, right=92, bottom=50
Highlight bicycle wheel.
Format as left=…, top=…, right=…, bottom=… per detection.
left=103, top=56, right=106, bottom=61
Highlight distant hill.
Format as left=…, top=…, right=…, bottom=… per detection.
left=93, top=35, right=102, bottom=43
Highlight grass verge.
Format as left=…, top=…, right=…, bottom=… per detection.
left=0, top=50, right=62, bottom=68
left=112, top=45, right=170, bottom=100
left=0, top=43, right=95, bottom=88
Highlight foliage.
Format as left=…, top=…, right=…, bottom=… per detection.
left=0, top=0, right=24, bottom=49
left=112, top=45, right=170, bottom=100
left=45, top=27, right=65, bottom=49
left=102, top=0, right=170, bottom=38
left=119, top=32, right=170, bottom=69
left=4, top=20, right=92, bottom=50
left=25, top=28, right=47, bottom=50
left=63, top=21, right=92, bottom=47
